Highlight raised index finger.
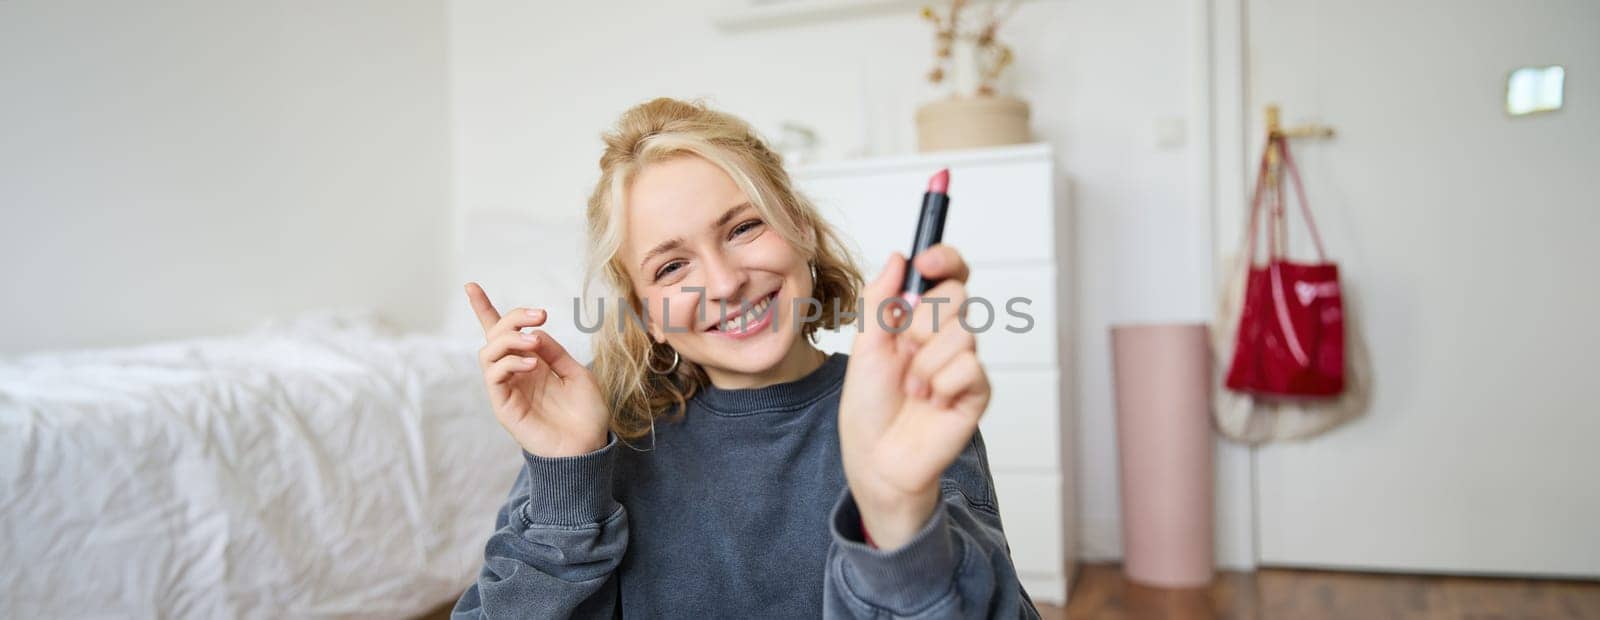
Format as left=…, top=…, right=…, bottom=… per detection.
left=464, top=282, right=502, bottom=334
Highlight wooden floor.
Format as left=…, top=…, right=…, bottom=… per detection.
left=417, top=564, right=1600, bottom=619
left=1043, top=564, right=1600, bottom=620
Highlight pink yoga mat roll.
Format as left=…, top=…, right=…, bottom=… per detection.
left=1111, top=323, right=1215, bottom=587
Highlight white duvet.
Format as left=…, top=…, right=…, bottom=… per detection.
left=0, top=314, right=522, bottom=619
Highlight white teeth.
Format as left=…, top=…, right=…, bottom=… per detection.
left=717, top=296, right=772, bottom=332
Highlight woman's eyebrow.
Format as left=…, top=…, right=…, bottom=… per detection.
left=640, top=238, right=683, bottom=272
left=712, top=202, right=753, bottom=229
left=638, top=202, right=754, bottom=272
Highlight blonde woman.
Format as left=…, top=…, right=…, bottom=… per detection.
left=454, top=98, right=1039, bottom=618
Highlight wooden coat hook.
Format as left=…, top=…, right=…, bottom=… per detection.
left=1262, top=104, right=1335, bottom=181
left=1265, top=104, right=1336, bottom=140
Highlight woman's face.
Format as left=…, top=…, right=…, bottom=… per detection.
left=622, top=154, right=813, bottom=383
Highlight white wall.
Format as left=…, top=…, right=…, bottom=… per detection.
left=0, top=0, right=453, bottom=354
left=1238, top=0, right=1600, bottom=575
left=448, top=0, right=1249, bottom=566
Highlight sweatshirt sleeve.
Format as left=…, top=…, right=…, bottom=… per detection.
left=452, top=434, right=627, bottom=619
left=823, top=430, right=1042, bottom=619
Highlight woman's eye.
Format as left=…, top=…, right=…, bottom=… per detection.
left=654, top=261, right=684, bottom=281
left=732, top=219, right=763, bottom=237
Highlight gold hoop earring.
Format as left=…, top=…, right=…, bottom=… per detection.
left=648, top=347, right=680, bottom=375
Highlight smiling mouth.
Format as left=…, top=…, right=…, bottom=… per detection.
left=706, top=290, right=779, bottom=332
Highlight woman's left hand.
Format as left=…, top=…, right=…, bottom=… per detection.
left=839, top=244, right=992, bottom=550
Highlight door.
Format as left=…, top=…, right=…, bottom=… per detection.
left=1242, top=0, right=1600, bottom=576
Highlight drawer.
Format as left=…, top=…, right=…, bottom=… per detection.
left=797, top=157, right=1057, bottom=266
left=990, top=471, right=1068, bottom=577
left=965, top=264, right=1058, bottom=367
left=979, top=368, right=1063, bottom=471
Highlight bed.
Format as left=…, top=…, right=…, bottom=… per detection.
left=0, top=313, right=520, bottom=618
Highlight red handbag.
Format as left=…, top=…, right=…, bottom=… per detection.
left=1224, top=135, right=1345, bottom=397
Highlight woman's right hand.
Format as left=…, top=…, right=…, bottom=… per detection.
left=465, top=282, right=611, bottom=458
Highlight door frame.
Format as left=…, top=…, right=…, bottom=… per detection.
left=1194, top=0, right=1261, bottom=571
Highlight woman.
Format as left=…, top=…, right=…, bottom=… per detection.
left=453, top=98, right=1039, bottom=618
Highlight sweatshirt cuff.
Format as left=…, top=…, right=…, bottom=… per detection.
left=518, top=433, right=620, bottom=527
left=829, top=489, right=962, bottom=613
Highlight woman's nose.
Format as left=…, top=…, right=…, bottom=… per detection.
left=701, top=252, right=749, bottom=303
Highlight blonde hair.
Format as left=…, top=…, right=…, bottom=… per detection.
left=582, top=97, right=863, bottom=442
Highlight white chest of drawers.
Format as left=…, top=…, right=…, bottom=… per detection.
left=794, top=143, right=1076, bottom=604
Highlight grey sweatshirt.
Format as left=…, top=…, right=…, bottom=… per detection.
left=452, top=352, right=1041, bottom=618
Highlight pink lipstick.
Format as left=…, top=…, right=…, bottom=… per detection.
left=900, top=168, right=952, bottom=302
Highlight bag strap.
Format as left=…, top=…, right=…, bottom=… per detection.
left=1243, top=136, right=1275, bottom=268
left=1273, top=135, right=1329, bottom=261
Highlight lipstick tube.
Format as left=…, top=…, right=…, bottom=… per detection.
left=900, top=168, right=951, bottom=302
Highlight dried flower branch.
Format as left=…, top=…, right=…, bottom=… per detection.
left=920, top=0, right=1021, bottom=95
